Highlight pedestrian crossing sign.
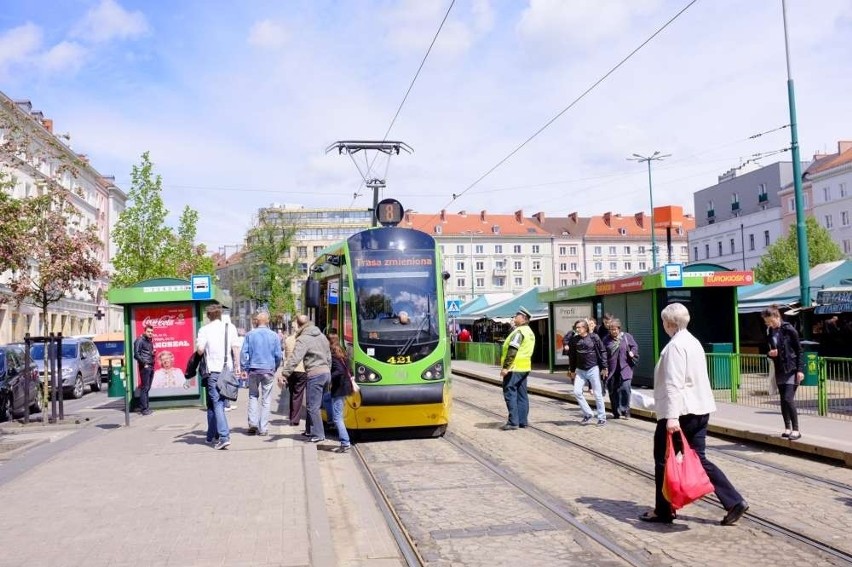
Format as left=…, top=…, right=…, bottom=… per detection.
left=446, top=300, right=461, bottom=315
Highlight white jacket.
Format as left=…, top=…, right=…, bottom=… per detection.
left=653, top=329, right=716, bottom=420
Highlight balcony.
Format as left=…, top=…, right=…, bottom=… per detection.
left=492, top=268, right=507, bottom=276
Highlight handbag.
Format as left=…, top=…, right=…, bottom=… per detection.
left=216, top=324, right=240, bottom=402
left=662, top=430, right=714, bottom=510
left=344, top=358, right=360, bottom=394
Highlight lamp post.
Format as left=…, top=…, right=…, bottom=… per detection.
left=461, top=230, right=482, bottom=301
left=628, top=151, right=671, bottom=270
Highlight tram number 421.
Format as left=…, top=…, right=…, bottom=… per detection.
left=386, top=355, right=412, bottom=364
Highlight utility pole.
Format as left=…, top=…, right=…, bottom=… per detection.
left=628, top=151, right=671, bottom=270
left=326, top=140, right=413, bottom=226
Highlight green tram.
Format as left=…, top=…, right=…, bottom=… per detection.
left=305, top=215, right=451, bottom=436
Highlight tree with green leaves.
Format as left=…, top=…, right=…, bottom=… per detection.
left=232, top=220, right=300, bottom=325
left=111, top=152, right=213, bottom=287
left=754, top=216, right=844, bottom=284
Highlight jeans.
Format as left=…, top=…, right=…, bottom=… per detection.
left=138, top=364, right=153, bottom=411
left=574, top=367, right=605, bottom=420
left=502, top=371, right=529, bottom=427
left=305, top=373, right=331, bottom=440
left=247, top=370, right=275, bottom=433
left=778, top=383, right=799, bottom=430
left=653, top=414, right=743, bottom=518
left=206, top=372, right=230, bottom=442
left=331, top=396, right=350, bottom=447
left=607, top=374, right=632, bottom=418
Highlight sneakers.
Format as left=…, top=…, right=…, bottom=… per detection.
left=335, top=445, right=350, bottom=453
left=214, top=439, right=231, bottom=450
left=309, top=436, right=325, bottom=443
left=596, top=419, right=607, bottom=426
left=140, top=409, right=152, bottom=416
left=224, top=406, right=235, bottom=412
left=720, top=500, right=749, bottom=526
left=247, top=426, right=258, bottom=435
left=500, top=424, right=519, bottom=431
left=580, top=415, right=593, bottom=425
left=301, top=431, right=313, bottom=438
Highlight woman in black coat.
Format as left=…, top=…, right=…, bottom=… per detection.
left=329, top=343, right=354, bottom=453
left=762, top=305, right=804, bottom=440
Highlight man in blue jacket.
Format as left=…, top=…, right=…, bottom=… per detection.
left=241, top=311, right=282, bottom=436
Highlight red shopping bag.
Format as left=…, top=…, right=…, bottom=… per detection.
left=662, top=430, right=714, bottom=510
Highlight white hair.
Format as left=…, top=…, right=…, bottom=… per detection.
left=660, top=302, right=690, bottom=330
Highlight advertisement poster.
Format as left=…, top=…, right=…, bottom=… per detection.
left=553, top=302, right=592, bottom=364
left=131, top=304, right=197, bottom=398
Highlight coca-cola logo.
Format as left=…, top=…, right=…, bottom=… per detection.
left=143, top=313, right=186, bottom=328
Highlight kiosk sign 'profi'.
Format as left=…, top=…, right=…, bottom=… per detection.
left=191, top=275, right=212, bottom=300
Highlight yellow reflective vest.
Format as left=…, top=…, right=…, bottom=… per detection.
left=500, top=324, right=535, bottom=372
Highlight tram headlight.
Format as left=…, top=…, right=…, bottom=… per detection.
left=421, top=362, right=444, bottom=381
left=355, top=364, right=382, bottom=383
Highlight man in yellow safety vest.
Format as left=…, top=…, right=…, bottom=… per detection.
left=499, top=307, right=536, bottom=430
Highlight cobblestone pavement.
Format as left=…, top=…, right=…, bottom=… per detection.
left=450, top=378, right=852, bottom=565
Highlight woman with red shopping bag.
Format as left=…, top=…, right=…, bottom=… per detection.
left=639, top=302, right=749, bottom=526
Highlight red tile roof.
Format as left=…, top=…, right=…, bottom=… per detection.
left=402, top=210, right=550, bottom=236
left=805, top=144, right=852, bottom=177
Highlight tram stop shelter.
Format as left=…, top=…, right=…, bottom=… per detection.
left=108, top=276, right=231, bottom=410
left=540, top=264, right=755, bottom=388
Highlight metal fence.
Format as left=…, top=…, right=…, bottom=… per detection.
left=707, top=353, right=852, bottom=421
left=454, top=342, right=501, bottom=366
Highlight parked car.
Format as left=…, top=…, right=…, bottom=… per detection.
left=0, top=344, right=43, bottom=421
left=29, top=338, right=102, bottom=399
left=92, top=332, right=125, bottom=380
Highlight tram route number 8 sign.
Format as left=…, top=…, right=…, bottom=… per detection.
left=376, top=198, right=404, bottom=226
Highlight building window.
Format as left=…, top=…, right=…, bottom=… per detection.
left=476, top=277, right=485, bottom=287
left=788, top=198, right=795, bottom=212
left=560, top=278, right=568, bottom=286
left=297, top=246, right=308, bottom=258
left=313, top=246, right=323, bottom=256
left=825, top=214, right=834, bottom=229
left=609, top=261, right=617, bottom=271
left=624, top=245, right=631, bottom=254
left=705, top=244, right=710, bottom=258
left=842, top=211, right=850, bottom=227
left=571, top=278, right=579, bottom=285
left=456, top=245, right=464, bottom=254
left=730, top=238, right=735, bottom=255
left=823, top=186, right=831, bottom=202
left=513, top=244, right=522, bottom=254
left=456, top=277, right=466, bottom=288
left=475, top=261, right=484, bottom=271
left=639, top=261, right=647, bottom=270
left=764, top=230, right=770, bottom=246
left=299, top=262, right=308, bottom=274
left=680, top=245, right=687, bottom=255
left=693, top=246, right=698, bottom=260
left=559, top=262, right=567, bottom=271
left=841, top=182, right=848, bottom=198
left=532, top=244, right=540, bottom=254
left=569, top=245, right=577, bottom=255
left=570, top=262, right=578, bottom=271
left=475, top=244, right=484, bottom=254
left=514, top=277, right=523, bottom=287
left=608, top=246, right=617, bottom=255
left=749, top=234, right=755, bottom=251
left=532, top=260, right=541, bottom=271
left=559, top=246, right=567, bottom=255
left=494, top=244, right=503, bottom=254
left=495, top=277, right=505, bottom=287
left=533, top=276, right=542, bottom=285
left=717, top=242, right=723, bottom=256
left=624, top=262, right=632, bottom=271
left=513, top=260, right=523, bottom=271
left=758, top=183, right=768, bottom=202
left=638, top=245, right=646, bottom=254
left=594, top=246, right=602, bottom=255
left=844, top=240, right=852, bottom=254
left=456, top=261, right=465, bottom=271
left=594, top=261, right=603, bottom=271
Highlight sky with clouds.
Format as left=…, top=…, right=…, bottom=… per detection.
left=1, top=0, right=851, bottom=252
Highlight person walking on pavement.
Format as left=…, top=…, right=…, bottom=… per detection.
left=499, top=307, right=536, bottom=431
left=197, top=304, right=241, bottom=450
left=640, top=302, right=748, bottom=525
left=567, top=319, right=608, bottom=425
left=279, top=314, right=332, bottom=443
left=281, top=319, right=308, bottom=428
left=241, top=311, right=282, bottom=437
left=763, top=305, right=804, bottom=440
left=133, top=324, right=155, bottom=415
left=329, top=342, right=354, bottom=453
left=603, top=318, right=639, bottom=420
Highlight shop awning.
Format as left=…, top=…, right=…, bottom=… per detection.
left=737, top=260, right=852, bottom=313
left=458, top=286, right=548, bottom=323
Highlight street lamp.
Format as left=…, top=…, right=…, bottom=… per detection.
left=628, top=151, right=671, bottom=270
left=461, top=230, right=483, bottom=301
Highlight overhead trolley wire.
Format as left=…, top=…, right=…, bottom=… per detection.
left=432, top=0, right=700, bottom=219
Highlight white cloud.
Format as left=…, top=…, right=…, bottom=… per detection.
left=248, top=20, right=289, bottom=49
left=0, top=23, right=42, bottom=70
left=71, top=0, right=149, bottom=43
left=38, top=41, right=88, bottom=74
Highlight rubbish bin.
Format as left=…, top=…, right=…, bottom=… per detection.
left=706, top=343, right=733, bottom=389
left=800, top=341, right=820, bottom=386
left=107, top=359, right=126, bottom=398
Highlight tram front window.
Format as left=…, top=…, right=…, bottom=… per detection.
left=351, top=248, right=439, bottom=363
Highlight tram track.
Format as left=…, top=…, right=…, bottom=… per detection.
left=452, top=389, right=852, bottom=565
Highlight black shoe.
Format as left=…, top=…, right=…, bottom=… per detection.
left=335, top=445, right=350, bottom=453
left=301, top=431, right=312, bottom=438
left=247, top=426, right=258, bottom=435
left=500, top=424, right=519, bottom=430
left=721, top=501, right=749, bottom=526
left=580, top=415, right=593, bottom=425
left=519, top=424, right=528, bottom=428
left=781, top=431, right=791, bottom=438
left=639, top=511, right=674, bottom=524
left=141, top=409, right=152, bottom=416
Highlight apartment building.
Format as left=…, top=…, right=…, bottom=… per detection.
left=529, top=212, right=586, bottom=287
left=0, top=94, right=127, bottom=343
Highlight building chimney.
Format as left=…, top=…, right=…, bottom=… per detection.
left=568, top=212, right=578, bottom=223
left=42, top=118, right=54, bottom=133
left=603, top=212, right=612, bottom=227
left=634, top=212, right=645, bottom=228
left=480, top=210, right=487, bottom=222
left=514, top=209, right=523, bottom=223
left=440, top=209, right=446, bottom=222
left=404, top=209, right=412, bottom=224
left=458, top=210, right=467, bottom=216
left=532, top=211, right=545, bottom=223
left=839, top=141, right=852, bottom=153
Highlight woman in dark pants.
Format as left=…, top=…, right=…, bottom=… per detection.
left=763, top=305, right=804, bottom=440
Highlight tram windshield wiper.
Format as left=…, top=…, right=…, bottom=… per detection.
left=396, top=314, right=432, bottom=356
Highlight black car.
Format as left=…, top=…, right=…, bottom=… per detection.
left=0, top=344, right=43, bottom=422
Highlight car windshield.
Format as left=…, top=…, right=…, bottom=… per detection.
left=29, top=343, right=78, bottom=359
left=94, top=341, right=124, bottom=356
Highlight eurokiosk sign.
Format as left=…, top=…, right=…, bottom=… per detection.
left=540, top=265, right=754, bottom=388
left=108, top=277, right=230, bottom=412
